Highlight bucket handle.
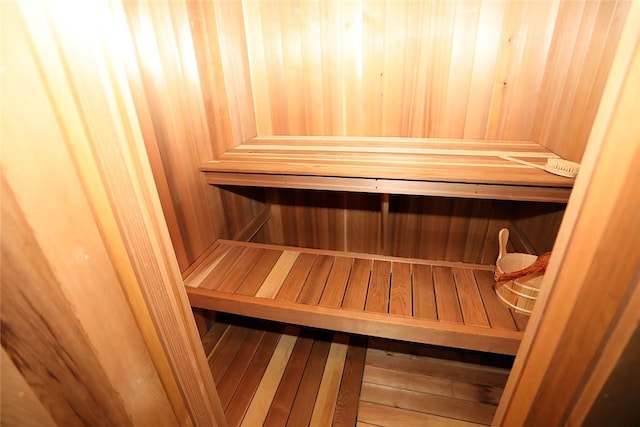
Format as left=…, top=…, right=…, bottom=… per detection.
left=498, top=228, right=509, bottom=262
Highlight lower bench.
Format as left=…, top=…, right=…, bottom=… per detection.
left=185, top=240, right=528, bottom=355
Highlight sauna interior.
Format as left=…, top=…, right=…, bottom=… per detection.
left=4, top=0, right=639, bottom=426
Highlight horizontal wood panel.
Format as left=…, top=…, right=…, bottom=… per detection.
left=186, top=240, right=526, bottom=355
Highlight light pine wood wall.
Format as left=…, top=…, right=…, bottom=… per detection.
left=117, top=0, right=627, bottom=268
left=241, top=0, right=628, bottom=163
left=122, top=1, right=263, bottom=271
left=255, top=190, right=565, bottom=265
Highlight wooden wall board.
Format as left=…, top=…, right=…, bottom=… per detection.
left=255, top=190, right=566, bottom=266
left=5, top=2, right=225, bottom=424
left=238, top=0, right=623, bottom=155
left=534, top=0, right=630, bottom=162
left=496, top=4, right=640, bottom=422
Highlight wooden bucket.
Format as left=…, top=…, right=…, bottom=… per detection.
left=494, top=229, right=543, bottom=315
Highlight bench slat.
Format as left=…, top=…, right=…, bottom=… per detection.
left=186, top=241, right=528, bottom=355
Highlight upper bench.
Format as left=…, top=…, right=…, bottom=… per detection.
left=201, top=136, right=574, bottom=202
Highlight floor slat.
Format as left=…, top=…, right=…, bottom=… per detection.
left=263, top=332, right=316, bottom=427
left=225, top=328, right=282, bottom=426
left=217, top=328, right=266, bottom=408
left=333, top=337, right=367, bottom=427
left=286, top=334, right=333, bottom=427
left=357, top=401, right=486, bottom=427
left=360, top=382, right=497, bottom=425
left=309, top=335, right=350, bottom=426
left=241, top=330, right=299, bottom=427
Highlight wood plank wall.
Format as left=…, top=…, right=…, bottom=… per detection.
left=242, top=0, right=628, bottom=161
left=254, top=190, right=565, bottom=265
left=534, top=0, right=631, bottom=162
left=122, top=1, right=262, bottom=271
left=117, top=0, right=627, bottom=269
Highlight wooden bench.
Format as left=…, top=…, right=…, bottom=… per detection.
left=185, top=240, right=529, bottom=355
left=200, top=136, right=574, bottom=202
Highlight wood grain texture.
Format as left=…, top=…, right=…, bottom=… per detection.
left=496, top=4, right=640, bottom=423
left=365, top=261, right=392, bottom=314
left=240, top=332, right=298, bottom=427
left=186, top=241, right=525, bottom=354
left=433, top=267, right=464, bottom=324
left=5, top=3, right=220, bottom=424
left=286, top=336, right=333, bottom=427
left=534, top=0, right=630, bottom=161
left=263, top=332, right=316, bottom=427
left=389, top=262, right=412, bottom=317
left=255, top=191, right=565, bottom=265
left=224, top=328, right=282, bottom=426
left=333, top=337, right=368, bottom=427
left=124, top=1, right=265, bottom=271
left=309, top=336, right=350, bottom=426
left=1, top=348, right=56, bottom=427
left=241, top=0, right=622, bottom=151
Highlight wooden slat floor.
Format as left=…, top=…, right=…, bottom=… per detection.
left=203, top=315, right=512, bottom=427
left=186, top=240, right=529, bottom=355
left=200, top=136, right=574, bottom=202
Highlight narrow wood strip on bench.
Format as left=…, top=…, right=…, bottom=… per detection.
left=365, top=261, right=392, bottom=314
left=389, top=262, right=412, bottom=317
left=453, top=268, right=490, bottom=327
left=341, top=258, right=372, bottom=311
left=216, top=247, right=265, bottom=293
left=255, top=251, right=300, bottom=298
left=474, top=270, right=518, bottom=331
left=236, top=249, right=282, bottom=296
left=297, top=255, right=334, bottom=305
left=183, top=242, right=229, bottom=287
left=433, top=266, right=464, bottom=323
left=412, top=264, right=437, bottom=321
left=319, top=257, right=354, bottom=308
left=276, top=253, right=317, bottom=301
left=201, top=245, right=249, bottom=290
